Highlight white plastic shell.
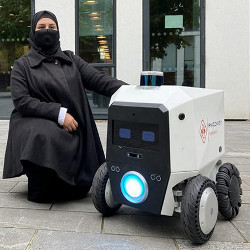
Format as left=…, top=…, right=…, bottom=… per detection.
left=110, top=85, right=224, bottom=215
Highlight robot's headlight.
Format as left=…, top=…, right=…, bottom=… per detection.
left=120, top=171, right=148, bottom=203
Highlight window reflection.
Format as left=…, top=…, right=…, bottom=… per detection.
left=87, top=67, right=114, bottom=116
left=0, top=0, right=31, bottom=118
left=150, top=0, right=201, bottom=87
left=79, top=0, right=113, bottom=64
left=79, top=0, right=114, bottom=117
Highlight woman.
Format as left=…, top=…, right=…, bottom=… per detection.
left=3, top=10, right=126, bottom=203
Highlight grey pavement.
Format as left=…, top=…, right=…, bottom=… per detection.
left=0, top=120, right=249, bottom=249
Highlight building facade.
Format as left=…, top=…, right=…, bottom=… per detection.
left=0, top=0, right=249, bottom=119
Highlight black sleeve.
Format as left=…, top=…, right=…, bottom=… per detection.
left=72, top=54, right=128, bottom=97
left=10, top=59, right=61, bottom=122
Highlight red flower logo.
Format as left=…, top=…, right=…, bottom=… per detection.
left=200, top=120, right=207, bottom=143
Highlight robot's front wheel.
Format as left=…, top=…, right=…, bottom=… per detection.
left=92, top=162, right=121, bottom=216
left=181, top=175, right=218, bottom=244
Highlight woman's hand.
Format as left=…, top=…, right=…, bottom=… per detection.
left=63, top=113, right=78, bottom=132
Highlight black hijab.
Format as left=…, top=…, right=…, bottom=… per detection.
left=29, top=10, right=60, bottom=59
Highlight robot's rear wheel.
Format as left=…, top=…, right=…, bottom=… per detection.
left=216, top=163, right=242, bottom=220
left=181, top=175, right=218, bottom=244
left=92, top=162, right=121, bottom=216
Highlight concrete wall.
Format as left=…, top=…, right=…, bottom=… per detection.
left=206, top=0, right=250, bottom=119
left=116, top=0, right=143, bottom=85
left=35, top=0, right=75, bottom=52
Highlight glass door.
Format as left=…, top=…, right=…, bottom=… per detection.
left=78, top=0, right=115, bottom=119
left=144, top=0, right=204, bottom=87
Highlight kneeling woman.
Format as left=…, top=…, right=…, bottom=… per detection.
left=3, top=10, right=126, bottom=203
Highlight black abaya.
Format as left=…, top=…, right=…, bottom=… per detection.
left=3, top=48, right=126, bottom=187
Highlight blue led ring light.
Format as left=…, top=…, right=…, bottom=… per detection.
left=120, top=171, right=148, bottom=203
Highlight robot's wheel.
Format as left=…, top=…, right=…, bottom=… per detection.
left=92, top=162, right=121, bottom=216
left=216, top=163, right=242, bottom=220
left=181, top=175, right=218, bottom=244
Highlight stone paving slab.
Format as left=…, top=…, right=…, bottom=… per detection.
left=52, top=197, right=153, bottom=216
left=176, top=240, right=250, bottom=250
left=232, top=221, right=250, bottom=242
left=103, top=214, right=245, bottom=242
left=0, top=158, right=4, bottom=168
left=9, top=182, right=28, bottom=193
left=0, top=227, right=35, bottom=250
left=211, top=220, right=245, bottom=243
left=223, top=164, right=250, bottom=173
left=236, top=165, right=250, bottom=172
left=227, top=148, right=250, bottom=153
left=0, top=134, right=7, bottom=140
left=103, top=214, right=187, bottom=239
left=242, top=181, right=250, bottom=191
left=242, top=191, right=250, bottom=203
left=0, top=193, right=51, bottom=210
left=0, top=180, right=18, bottom=192
left=0, top=151, right=5, bottom=159
left=51, top=196, right=98, bottom=213
left=225, top=143, right=250, bottom=149
left=0, top=120, right=249, bottom=249
left=225, top=152, right=250, bottom=158
left=241, top=172, right=250, bottom=181
left=0, top=208, right=102, bottom=233
left=244, top=179, right=250, bottom=186
left=30, top=231, right=176, bottom=250
left=233, top=204, right=250, bottom=222
left=223, top=157, right=250, bottom=167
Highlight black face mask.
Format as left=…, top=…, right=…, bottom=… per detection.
left=34, top=29, right=59, bottom=51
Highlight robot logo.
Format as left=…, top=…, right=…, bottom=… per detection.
left=200, top=120, right=207, bottom=143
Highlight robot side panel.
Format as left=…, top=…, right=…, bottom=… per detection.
left=193, top=91, right=225, bottom=172
left=168, top=101, right=198, bottom=173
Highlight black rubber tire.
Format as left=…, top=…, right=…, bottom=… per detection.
left=216, top=163, right=242, bottom=220
left=91, top=162, right=121, bottom=216
left=181, top=175, right=217, bottom=244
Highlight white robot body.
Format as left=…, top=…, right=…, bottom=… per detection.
left=110, top=86, right=224, bottom=215
left=92, top=85, right=242, bottom=244
left=110, top=85, right=224, bottom=174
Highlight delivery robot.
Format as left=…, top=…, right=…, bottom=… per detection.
left=91, top=85, right=242, bottom=244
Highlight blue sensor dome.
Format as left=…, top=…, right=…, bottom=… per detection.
left=120, top=171, right=148, bottom=203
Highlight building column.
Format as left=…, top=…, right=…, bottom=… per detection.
left=35, top=0, right=76, bottom=52
left=206, top=0, right=250, bottom=119
left=116, top=0, right=143, bottom=85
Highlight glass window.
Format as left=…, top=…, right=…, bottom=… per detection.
left=85, top=66, right=114, bottom=118
left=79, top=0, right=115, bottom=118
left=150, top=0, right=201, bottom=87
left=79, top=0, right=114, bottom=64
left=0, top=0, right=31, bottom=119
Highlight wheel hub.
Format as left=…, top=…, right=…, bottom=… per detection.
left=199, top=187, right=218, bottom=234
left=105, top=179, right=120, bottom=208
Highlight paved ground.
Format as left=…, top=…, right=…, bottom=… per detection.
left=0, top=120, right=249, bottom=249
